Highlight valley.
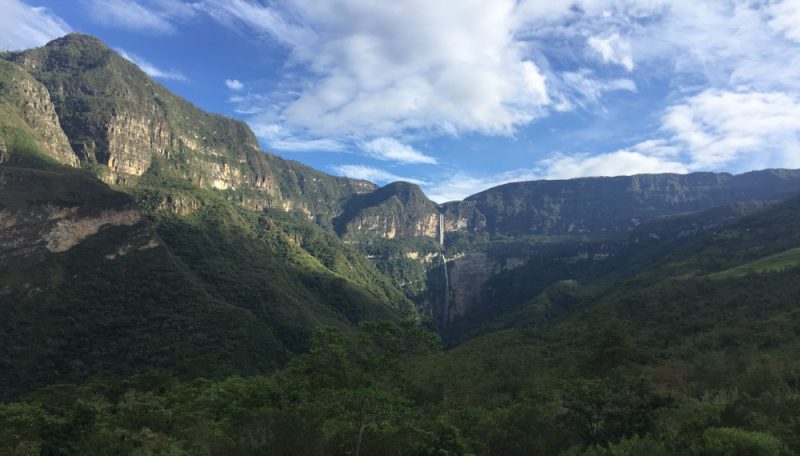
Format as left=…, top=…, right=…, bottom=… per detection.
left=1, top=34, right=800, bottom=455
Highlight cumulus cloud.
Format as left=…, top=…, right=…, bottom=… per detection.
left=661, top=89, right=800, bottom=170
left=768, top=0, right=800, bottom=43
left=71, top=0, right=800, bottom=190
left=205, top=0, right=551, bottom=139
left=116, top=48, right=186, bottom=81
left=332, top=165, right=425, bottom=186
left=225, top=79, right=244, bottom=90
left=359, top=138, right=436, bottom=165
left=0, top=0, right=70, bottom=51
left=588, top=32, right=634, bottom=71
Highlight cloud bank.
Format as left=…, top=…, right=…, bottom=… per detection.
left=0, top=0, right=70, bottom=51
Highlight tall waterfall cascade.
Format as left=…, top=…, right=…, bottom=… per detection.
left=439, top=212, right=450, bottom=325
left=442, top=253, right=449, bottom=325
left=439, top=213, right=444, bottom=245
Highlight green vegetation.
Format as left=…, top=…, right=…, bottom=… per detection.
left=464, top=171, right=800, bottom=237
left=5, top=196, right=800, bottom=453
left=709, top=247, right=800, bottom=279
left=4, top=33, right=800, bottom=455
left=334, top=181, right=439, bottom=238
left=0, top=126, right=59, bottom=169
left=4, top=268, right=800, bottom=455
left=0, top=162, right=412, bottom=399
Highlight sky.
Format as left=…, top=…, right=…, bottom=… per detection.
left=2, top=0, right=800, bottom=202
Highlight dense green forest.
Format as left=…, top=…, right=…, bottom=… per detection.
left=4, top=200, right=800, bottom=454
left=3, top=33, right=800, bottom=455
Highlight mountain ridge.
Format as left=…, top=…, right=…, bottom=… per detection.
left=4, top=33, right=800, bottom=389
left=5, top=34, right=800, bottom=246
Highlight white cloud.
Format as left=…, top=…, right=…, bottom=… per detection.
left=768, top=0, right=800, bottom=43
left=0, top=0, right=70, bottom=51
left=630, top=139, right=681, bottom=158
left=359, top=138, right=436, bottom=164
left=537, top=151, right=688, bottom=180
left=332, top=164, right=426, bottom=185
left=424, top=169, right=541, bottom=203
left=225, top=79, right=244, bottom=90
left=61, top=0, right=800, bottom=182
left=205, top=0, right=551, bottom=139
left=116, top=48, right=186, bottom=81
left=85, top=0, right=181, bottom=34
left=557, top=69, right=637, bottom=110
left=424, top=148, right=689, bottom=203
left=633, top=1, right=800, bottom=92
left=250, top=122, right=344, bottom=152
left=588, top=32, right=634, bottom=71
left=661, top=89, right=800, bottom=170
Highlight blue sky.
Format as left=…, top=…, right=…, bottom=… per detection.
left=2, top=0, right=800, bottom=202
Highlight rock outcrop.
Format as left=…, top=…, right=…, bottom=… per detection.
left=0, top=167, right=147, bottom=266
left=0, top=60, right=76, bottom=166
left=3, top=34, right=374, bottom=220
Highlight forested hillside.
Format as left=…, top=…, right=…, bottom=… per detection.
left=2, top=32, right=800, bottom=455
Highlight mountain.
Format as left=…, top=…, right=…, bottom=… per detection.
left=3, top=32, right=800, bottom=401
left=0, top=35, right=415, bottom=398
left=2, top=34, right=376, bottom=220
left=464, top=170, right=800, bottom=236
left=0, top=58, right=76, bottom=167
left=347, top=170, right=800, bottom=329
left=3, top=195, right=800, bottom=454
left=334, top=181, right=442, bottom=239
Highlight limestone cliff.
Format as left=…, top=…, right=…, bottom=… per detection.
left=0, top=60, right=76, bottom=166
left=335, top=181, right=441, bottom=238
left=2, top=34, right=374, bottom=221
left=438, top=252, right=526, bottom=322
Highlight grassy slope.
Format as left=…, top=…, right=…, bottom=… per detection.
left=709, top=247, right=800, bottom=279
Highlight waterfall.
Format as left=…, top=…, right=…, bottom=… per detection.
left=438, top=212, right=449, bottom=326
left=439, top=213, right=444, bottom=245
left=441, top=253, right=450, bottom=327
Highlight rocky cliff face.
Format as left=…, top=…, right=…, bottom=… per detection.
left=0, top=166, right=156, bottom=299
left=2, top=34, right=374, bottom=221
left=465, top=171, right=800, bottom=237
left=6, top=34, right=800, bottom=332
left=0, top=60, right=76, bottom=166
left=435, top=252, right=526, bottom=322
left=335, top=181, right=441, bottom=238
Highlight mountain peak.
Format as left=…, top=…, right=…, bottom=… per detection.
left=377, top=181, right=429, bottom=202
left=46, top=33, right=110, bottom=50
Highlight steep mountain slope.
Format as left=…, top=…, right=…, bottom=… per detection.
left=3, top=197, right=800, bottom=455
left=464, top=170, right=800, bottom=236
left=0, top=162, right=289, bottom=400
left=2, top=33, right=375, bottom=220
left=0, top=36, right=417, bottom=399
left=352, top=170, right=800, bottom=328
left=405, top=195, right=800, bottom=453
left=4, top=32, right=800, bottom=404
left=0, top=148, right=410, bottom=400
left=0, top=59, right=75, bottom=167
left=334, top=181, right=441, bottom=239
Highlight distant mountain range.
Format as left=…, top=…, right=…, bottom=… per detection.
left=3, top=33, right=800, bottom=399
